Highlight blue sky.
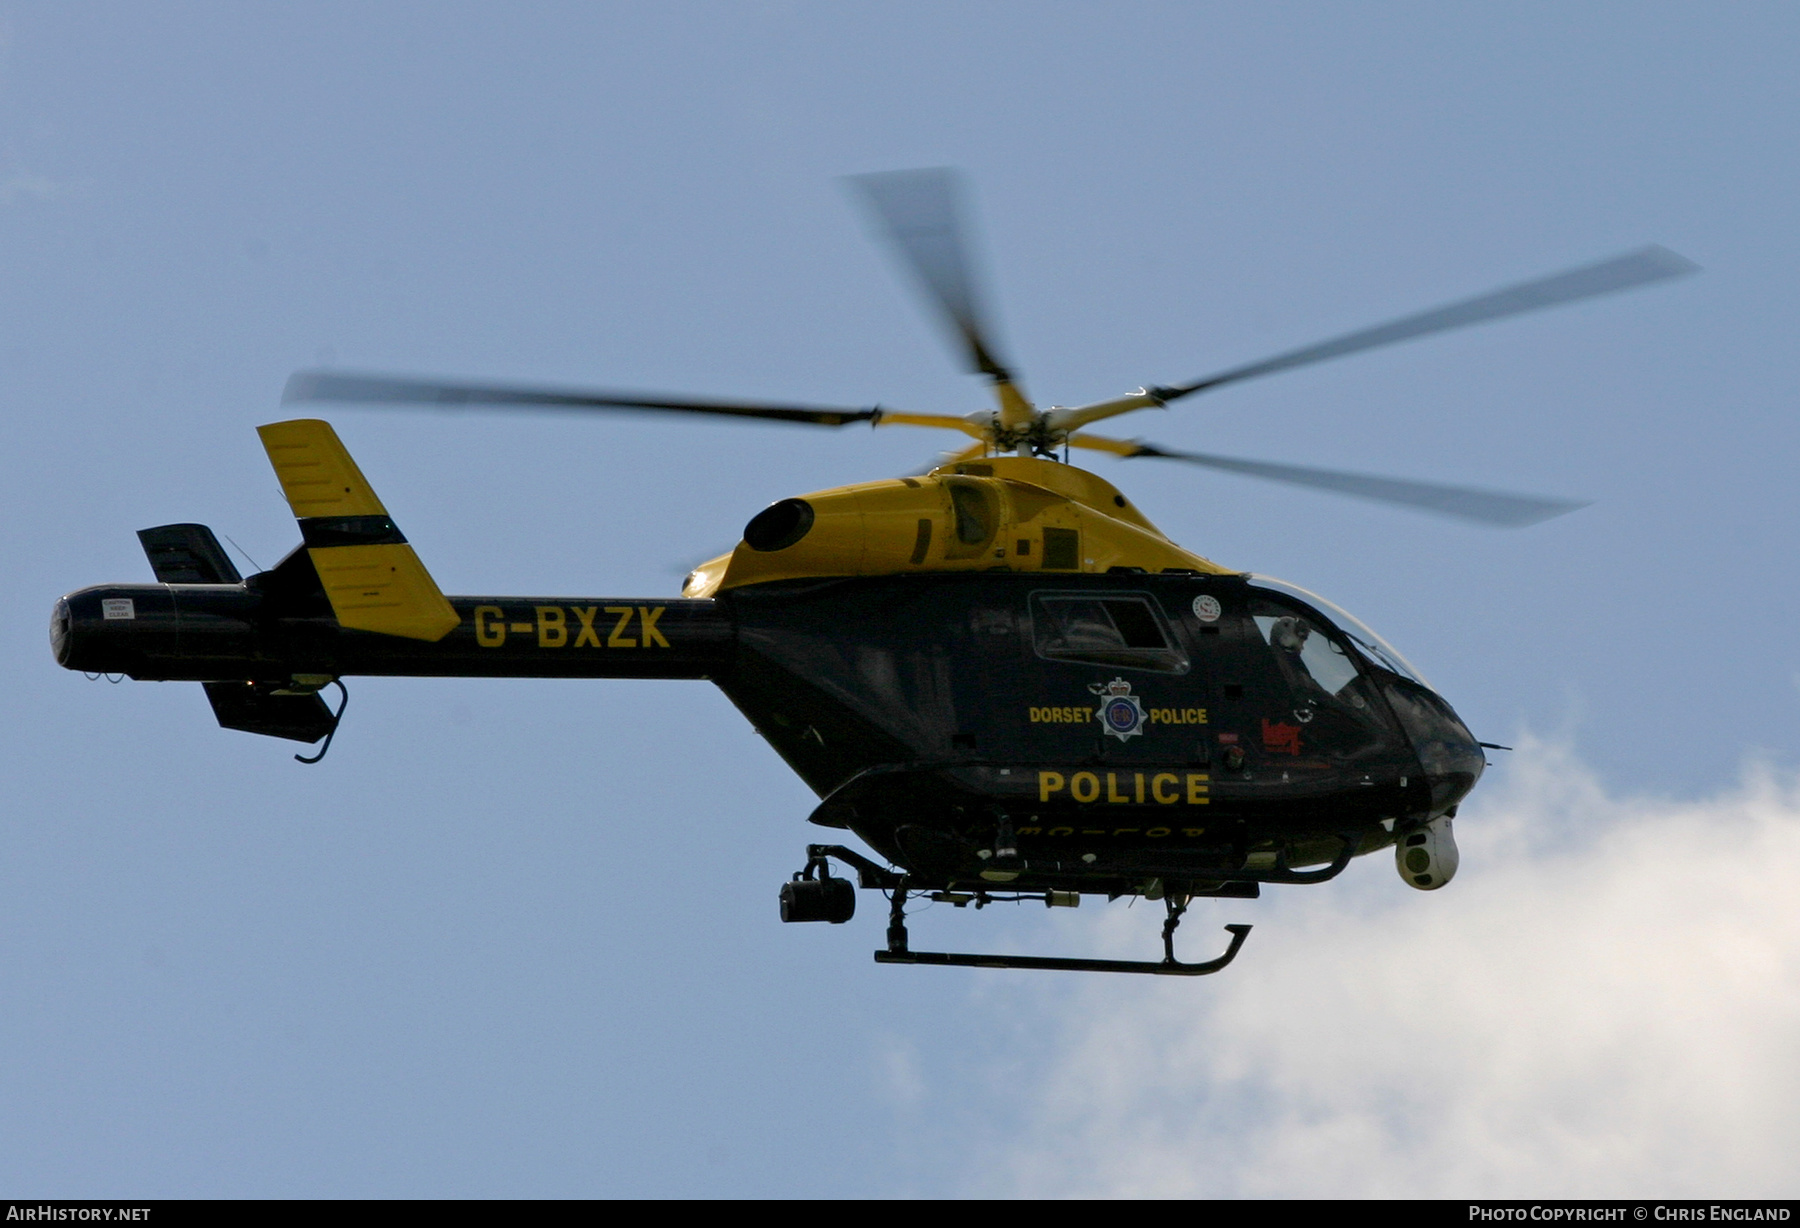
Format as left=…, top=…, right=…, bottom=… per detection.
left=2, top=3, right=1796, bottom=1197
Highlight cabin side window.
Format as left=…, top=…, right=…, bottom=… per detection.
left=1030, top=592, right=1189, bottom=673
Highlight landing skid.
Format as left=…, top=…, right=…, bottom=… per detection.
left=873, top=879, right=1252, bottom=976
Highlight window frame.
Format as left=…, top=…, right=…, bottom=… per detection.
left=1027, top=589, right=1191, bottom=674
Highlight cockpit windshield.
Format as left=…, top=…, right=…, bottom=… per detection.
left=1251, top=613, right=1362, bottom=696
left=1247, top=575, right=1430, bottom=689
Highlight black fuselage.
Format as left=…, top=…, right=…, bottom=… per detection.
left=53, top=567, right=1482, bottom=898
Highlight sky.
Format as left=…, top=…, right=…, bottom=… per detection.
left=1, top=2, right=1796, bottom=1198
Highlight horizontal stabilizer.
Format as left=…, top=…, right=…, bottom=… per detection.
left=203, top=681, right=337, bottom=744
left=256, top=419, right=459, bottom=641
left=139, top=524, right=242, bottom=585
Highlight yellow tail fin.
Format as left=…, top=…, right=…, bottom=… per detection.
left=257, top=419, right=460, bottom=642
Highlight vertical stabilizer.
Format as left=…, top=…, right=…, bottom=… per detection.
left=256, top=419, right=460, bottom=641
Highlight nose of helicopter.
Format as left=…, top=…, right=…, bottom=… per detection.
left=1386, top=681, right=1487, bottom=813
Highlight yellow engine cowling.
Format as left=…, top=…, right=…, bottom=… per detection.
left=682, top=456, right=1233, bottom=597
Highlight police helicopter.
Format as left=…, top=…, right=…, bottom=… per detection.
left=51, top=170, right=1695, bottom=975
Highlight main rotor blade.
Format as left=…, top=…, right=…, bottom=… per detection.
left=846, top=168, right=1014, bottom=385
left=1072, top=435, right=1588, bottom=526
left=1154, top=246, right=1698, bottom=404
left=905, top=439, right=989, bottom=477
left=283, top=371, right=880, bottom=427
left=872, top=410, right=990, bottom=440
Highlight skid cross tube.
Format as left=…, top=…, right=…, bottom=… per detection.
left=873, top=878, right=1252, bottom=976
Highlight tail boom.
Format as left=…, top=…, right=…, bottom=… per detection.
left=51, top=586, right=732, bottom=683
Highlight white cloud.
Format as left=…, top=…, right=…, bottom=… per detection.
left=874, top=1033, right=927, bottom=1109
left=974, top=741, right=1800, bottom=1198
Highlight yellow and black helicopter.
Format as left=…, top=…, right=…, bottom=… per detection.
left=51, top=170, right=1694, bottom=975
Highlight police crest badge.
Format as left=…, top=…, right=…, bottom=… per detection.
left=1089, top=677, right=1147, bottom=742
